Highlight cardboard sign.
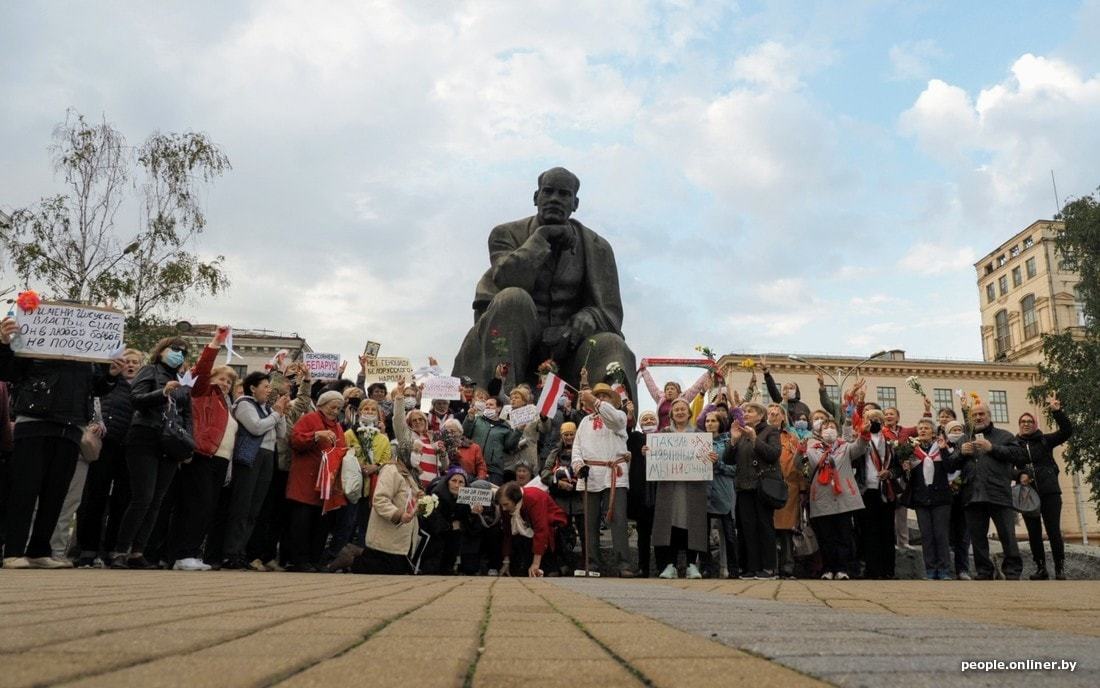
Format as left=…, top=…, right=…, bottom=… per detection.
left=509, top=404, right=539, bottom=428
left=645, top=433, right=713, bottom=481
left=457, top=487, right=493, bottom=507
left=362, top=357, right=413, bottom=384
left=421, top=375, right=462, bottom=401
left=10, top=302, right=125, bottom=363
left=363, top=341, right=381, bottom=357
left=303, top=352, right=341, bottom=381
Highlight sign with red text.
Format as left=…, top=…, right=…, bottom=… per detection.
left=11, top=302, right=125, bottom=363
left=645, top=433, right=713, bottom=481
left=303, top=352, right=341, bottom=381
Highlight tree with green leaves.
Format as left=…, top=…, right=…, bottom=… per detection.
left=2, top=109, right=231, bottom=348
left=1028, top=189, right=1100, bottom=517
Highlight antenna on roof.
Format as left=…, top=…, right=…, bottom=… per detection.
left=1051, top=170, right=1061, bottom=217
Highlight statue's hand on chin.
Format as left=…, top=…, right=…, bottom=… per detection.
left=565, top=311, right=598, bottom=349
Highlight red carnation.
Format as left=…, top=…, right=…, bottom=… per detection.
left=16, top=290, right=40, bottom=314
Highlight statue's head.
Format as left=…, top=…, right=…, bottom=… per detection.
left=533, top=167, right=580, bottom=225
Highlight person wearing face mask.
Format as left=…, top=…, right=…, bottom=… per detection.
left=769, top=404, right=805, bottom=579
left=729, top=402, right=782, bottom=579
left=440, top=418, right=488, bottom=481
left=942, top=419, right=972, bottom=579
left=427, top=398, right=455, bottom=435
left=1015, top=394, right=1073, bottom=580
left=463, top=395, right=522, bottom=485
left=851, top=408, right=902, bottom=579
left=73, top=347, right=143, bottom=568
left=649, top=397, right=709, bottom=580
left=341, top=387, right=364, bottom=428
left=287, top=391, right=349, bottom=572
left=761, top=366, right=812, bottom=428
left=357, top=439, right=420, bottom=575
left=0, top=317, right=122, bottom=570
left=945, top=403, right=1027, bottom=580
left=392, top=380, right=447, bottom=489
left=704, top=411, right=738, bottom=579
left=899, top=418, right=954, bottom=580
left=805, top=419, right=866, bottom=579
left=163, top=328, right=237, bottom=571
left=542, top=420, right=583, bottom=574
left=110, top=337, right=192, bottom=570
left=626, top=408, right=657, bottom=577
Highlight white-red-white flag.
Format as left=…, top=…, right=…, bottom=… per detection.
left=536, top=372, right=566, bottom=420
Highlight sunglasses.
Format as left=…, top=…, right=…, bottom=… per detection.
left=169, top=346, right=189, bottom=355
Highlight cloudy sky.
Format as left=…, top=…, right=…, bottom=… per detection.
left=3, top=1, right=1099, bottom=375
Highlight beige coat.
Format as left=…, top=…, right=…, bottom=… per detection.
left=365, top=461, right=421, bottom=556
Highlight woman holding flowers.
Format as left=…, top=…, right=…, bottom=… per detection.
left=805, top=418, right=866, bottom=579
left=900, top=418, right=954, bottom=579
left=359, top=440, right=421, bottom=575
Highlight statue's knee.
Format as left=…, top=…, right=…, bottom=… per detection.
left=489, top=287, right=536, bottom=316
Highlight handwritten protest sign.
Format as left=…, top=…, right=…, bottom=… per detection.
left=362, top=357, right=413, bottom=384
left=457, top=487, right=493, bottom=507
left=421, top=375, right=462, bottom=401
left=11, top=302, right=125, bottom=363
left=645, top=433, right=713, bottom=481
left=509, top=404, right=539, bottom=428
left=303, top=352, right=341, bottom=381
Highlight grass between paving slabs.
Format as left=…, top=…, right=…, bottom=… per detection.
left=262, top=580, right=466, bottom=687
left=464, top=579, right=496, bottom=688
left=526, top=584, right=656, bottom=687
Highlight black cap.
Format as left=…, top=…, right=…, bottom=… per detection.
left=460, top=376, right=476, bottom=387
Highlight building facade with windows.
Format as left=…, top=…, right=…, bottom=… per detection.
left=975, top=220, right=1085, bottom=364
left=181, top=324, right=312, bottom=378
left=713, top=349, right=1097, bottom=541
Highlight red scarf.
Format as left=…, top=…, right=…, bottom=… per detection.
left=816, top=441, right=846, bottom=495
left=869, top=439, right=896, bottom=501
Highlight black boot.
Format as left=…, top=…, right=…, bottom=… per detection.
left=1055, top=561, right=1066, bottom=580
left=1029, top=565, right=1049, bottom=580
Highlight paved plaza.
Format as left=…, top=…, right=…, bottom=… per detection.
left=1, top=571, right=1097, bottom=687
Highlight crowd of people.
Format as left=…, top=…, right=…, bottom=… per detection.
left=0, top=316, right=1075, bottom=581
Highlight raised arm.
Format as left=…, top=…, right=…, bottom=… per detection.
left=763, top=370, right=782, bottom=403
left=638, top=367, right=662, bottom=404
left=487, top=224, right=554, bottom=292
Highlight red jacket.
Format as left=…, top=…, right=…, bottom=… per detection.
left=503, top=486, right=568, bottom=558
left=455, top=443, right=488, bottom=480
left=189, top=346, right=229, bottom=457
left=288, top=410, right=348, bottom=511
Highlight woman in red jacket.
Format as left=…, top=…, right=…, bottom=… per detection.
left=287, top=391, right=348, bottom=572
left=166, top=327, right=237, bottom=571
left=497, top=481, right=567, bottom=577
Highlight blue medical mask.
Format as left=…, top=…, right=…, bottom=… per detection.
left=793, top=420, right=808, bottom=431
left=165, top=350, right=185, bottom=368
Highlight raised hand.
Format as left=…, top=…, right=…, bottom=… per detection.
left=1047, top=392, right=1061, bottom=411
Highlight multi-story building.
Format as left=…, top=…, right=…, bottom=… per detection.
left=180, top=324, right=312, bottom=378
left=975, top=219, right=1086, bottom=363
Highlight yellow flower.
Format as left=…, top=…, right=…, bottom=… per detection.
left=740, top=358, right=755, bottom=368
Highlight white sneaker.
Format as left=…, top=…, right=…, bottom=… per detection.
left=835, top=571, right=850, bottom=580
left=172, top=558, right=212, bottom=571
left=28, top=557, right=72, bottom=569
left=821, top=572, right=835, bottom=580
left=686, top=564, right=703, bottom=579
left=658, top=564, right=678, bottom=579
left=487, top=569, right=499, bottom=577
left=3, top=557, right=31, bottom=569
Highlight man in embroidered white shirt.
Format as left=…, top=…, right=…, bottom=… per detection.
left=572, top=383, right=635, bottom=577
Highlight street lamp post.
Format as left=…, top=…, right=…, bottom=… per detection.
left=788, top=350, right=890, bottom=411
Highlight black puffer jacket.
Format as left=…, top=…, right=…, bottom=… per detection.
left=764, top=372, right=812, bottom=421
left=0, top=344, right=117, bottom=445
left=945, top=423, right=1026, bottom=508
left=1016, top=409, right=1073, bottom=497
left=130, top=361, right=191, bottom=431
left=100, top=377, right=134, bottom=443
left=729, top=420, right=781, bottom=491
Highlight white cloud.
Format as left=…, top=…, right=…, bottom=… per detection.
left=897, top=242, right=978, bottom=275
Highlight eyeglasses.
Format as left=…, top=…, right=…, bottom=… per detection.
left=169, top=346, right=188, bottom=355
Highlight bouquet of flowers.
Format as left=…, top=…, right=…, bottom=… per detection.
left=739, top=358, right=756, bottom=369
left=892, top=437, right=918, bottom=466
left=490, top=328, right=510, bottom=377
left=537, top=359, right=558, bottom=376
left=904, top=375, right=926, bottom=398
left=694, top=345, right=717, bottom=360
left=417, top=494, right=439, bottom=517
left=605, top=361, right=626, bottom=385
left=15, top=290, right=40, bottom=314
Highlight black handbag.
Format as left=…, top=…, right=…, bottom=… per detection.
left=755, top=460, right=789, bottom=509
left=161, top=396, right=195, bottom=462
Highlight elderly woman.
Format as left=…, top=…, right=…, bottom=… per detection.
left=1016, top=394, right=1073, bottom=580
left=854, top=408, right=902, bottom=579
left=168, top=328, right=237, bottom=571
left=650, top=397, right=709, bottom=579
left=627, top=410, right=657, bottom=577
left=357, top=440, right=421, bottom=575
left=442, top=418, right=487, bottom=481
left=498, top=480, right=568, bottom=578
left=705, top=411, right=737, bottom=579
left=503, top=386, right=550, bottom=483
left=392, top=380, right=447, bottom=488
left=728, top=401, right=782, bottom=579
left=638, top=365, right=712, bottom=431
left=900, top=418, right=954, bottom=579
left=769, top=403, right=805, bottom=579
left=805, top=419, right=866, bottom=579
left=941, top=419, right=971, bottom=579
left=463, top=396, right=522, bottom=485
left=287, top=390, right=347, bottom=572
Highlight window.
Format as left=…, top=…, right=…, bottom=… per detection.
left=1023, top=236, right=1034, bottom=249
left=824, top=384, right=840, bottom=410
left=1012, top=266, right=1022, bottom=287
left=1076, top=285, right=1088, bottom=327
left=230, top=364, right=248, bottom=378
left=1021, top=294, right=1038, bottom=340
left=998, top=275, right=1008, bottom=296
left=997, top=254, right=1007, bottom=267
left=1010, top=245, right=1020, bottom=257
left=876, top=386, right=897, bottom=410
left=985, top=283, right=996, bottom=303
left=988, top=390, right=1009, bottom=424
left=932, top=388, right=954, bottom=414
left=994, top=309, right=1011, bottom=357
left=984, top=262, right=994, bottom=275
left=1025, top=256, right=1037, bottom=278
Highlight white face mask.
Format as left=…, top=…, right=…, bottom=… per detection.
left=786, top=389, right=798, bottom=401
left=404, top=397, right=417, bottom=411
left=947, top=432, right=964, bottom=443
left=821, top=429, right=838, bottom=443
left=812, top=418, right=824, bottom=433
left=640, top=423, right=658, bottom=434
left=483, top=408, right=498, bottom=420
